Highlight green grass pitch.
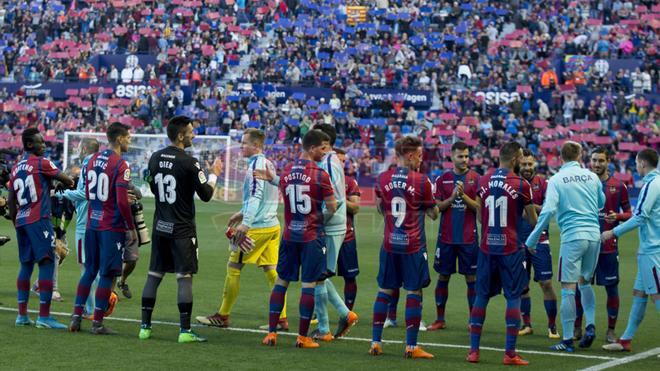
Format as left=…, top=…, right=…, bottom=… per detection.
left=0, top=199, right=657, bottom=370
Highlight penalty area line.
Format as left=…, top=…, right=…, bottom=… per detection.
left=0, top=306, right=616, bottom=361
left=578, top=347, right=660, bottom=371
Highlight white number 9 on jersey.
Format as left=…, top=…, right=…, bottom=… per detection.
left=391, top=196, right=406, bottom=228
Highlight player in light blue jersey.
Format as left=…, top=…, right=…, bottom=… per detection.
left=602, top=149, right=659, bottom=352
left=196, top=128, right=287, bottom=330
left=309, top=124, right=358, bottom=342
left=526, top=142, right=605, bottom=352
left=60, top=138, right=100, bottom=316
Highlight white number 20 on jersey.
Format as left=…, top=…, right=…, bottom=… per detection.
left=87, top=170, right=109, bottom=201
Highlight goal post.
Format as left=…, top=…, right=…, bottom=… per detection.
left=63, top=132, right=237, bottom=201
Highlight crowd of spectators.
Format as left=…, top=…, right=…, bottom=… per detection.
left=0, top=0, right=658, bottom=188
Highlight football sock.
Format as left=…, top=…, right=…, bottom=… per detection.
left=268, top=284, right=287, bottom=332
left=578, top=283, right=596, bottom=327
left=560, top=288, right=576, bottom=341
left=177, top=276, right=193, bottom=330
left=37, top=259, right=55, bottom=317
left=140, top=274, right=163, bottom=326
left=574, top=288, right=583, bottom=328
left=656, top=298, right=660, bottom=312
left=469, top=295, right=489, bottom=352
left=264, top=269, right=287, bottom=319
left=405, top=294, right=422, bottom=347
left=605, top=285, right=619, bottom=329
left=52, top=254, right=60, bottom=291
left=74, top=265, right=99, bottom=317
left=435, top=279, right=448, bottom=322
left=219, top=266, right=241, bottom=316
left=141, top=297, right=156, bottom=327
left=505, top=298, right=521, bottom=357
left=621, top=296, right=647, bottom=340
left=387, top=288, right=400, bottom=321
left=544, top=299, right=558, bottom=328
left=372, top=291, right=391, bottom=343
left=299, top=287, right=315, bottom=337
left=314, top=282, right=330, bottom=334
left=521, top=296, right=532, bottom=327
left=326, top=279, right=350, bottom=318
left=467, top=280, right=476, bottom=313
left=17, top=262, right=33, bottom=316
left=93, top=275, right=113, bottom=322
left=343, top=277, right=357, bottom=311
left=86, top=275, right=99, bottom=316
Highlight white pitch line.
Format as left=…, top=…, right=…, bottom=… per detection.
left=0, top=306, right=617, bottom=361
left=578, top=347, right=660, bottom=371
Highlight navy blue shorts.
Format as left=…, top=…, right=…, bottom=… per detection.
left=276, top=238, right=326, bottom=283
left=16, top=220, right=55, bottom=264
left=434, top=241, right=478, bottom=276
left=84, top=229, right=126, bottom=277
left=524, top=243, right=554, bottom=282
left=593, top=253, right=619, bottom=286
left=476, top=249, right=528, bottom=299
left=337, top=239, right=360, bottom=278
left=377, top=247, right=431, bottom=291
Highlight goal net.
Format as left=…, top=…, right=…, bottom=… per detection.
left=63, top=132, right=242, bottom=202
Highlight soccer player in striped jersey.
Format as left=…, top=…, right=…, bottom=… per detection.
left=467, top=142, right=537, bottom=365
left=577, top=147, right=631, bottom=343
left=602, top=149, right=659, bottom=352
left=429, top=141, right=480, bottom=331
left=369, top=136, right=438, bottom=359
left=9, top=128, right=74, bottom=329
left=196, top=128, right=287, bottom=331
left=518, top=150, right=559, bottom=339
left=261, top=129, right=337, bottom=349
left=69, top=123, right=137, bottom=335
left=334, top=148, right=361, bottom=311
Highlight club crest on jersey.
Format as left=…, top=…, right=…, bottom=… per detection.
left=609, top=186, right=616, bottom=193
left=468, top=179, right=475, bottom=185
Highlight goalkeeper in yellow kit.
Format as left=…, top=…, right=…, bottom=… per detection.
left=196, top=128, right=287, bottom=330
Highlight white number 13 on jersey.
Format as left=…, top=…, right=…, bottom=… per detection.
left=155, top=173, right=177, bottom=204
left=485, top=195, right=508, bottom=227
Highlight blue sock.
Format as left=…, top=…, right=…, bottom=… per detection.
left=37, top=260, right=55, bottom=318
left=621, top=296, right=648, bottom=340
left=387, top=288, right=400, bottom=320
left=521, top=296, right=531, bottom=327
left=405, top=294, right=422, bottom=347
left=505, top=298, right=521, bottom=357
left=469, top=295, right=489, bottom=352
left=656, top=298, right=660, bottom=312
left=17, top=262, right=34, bottom=316
left=268, top=284, right=287, bottom=332
left=560, top=288, right=576, bottom=341
left=372, top=292, right=391, bottom=343
left=325, top=279, right=350, bottom=318
left=86, top=275, right=99, bottom=315
left=314, top=282, right=330, bottom=334
left=578, top=284, right=596, bottom=327
left=93, top=275, right=113, bottom=322
left=466, top=281, right=476, bottom=312
left=74, top=265, right=99, bottom=316
left=544, top=299, right=558, bottom=328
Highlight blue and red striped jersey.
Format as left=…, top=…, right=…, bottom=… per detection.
left=520, top=174, right=549, bottom=244
left=279, top=159, right=334, bottom=243
left=375, top=167, right=435, bottom=254
left=344, top=175, right=360, bottom=242
left=599, top=176, right=631, bottom=253
left=86, top=149, right=135, bottom=232
left=434, top=169, right=479, bottom=245
left=478, top=168, right=532, bottom=255
left=9, top=154, right=61, bottom=227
